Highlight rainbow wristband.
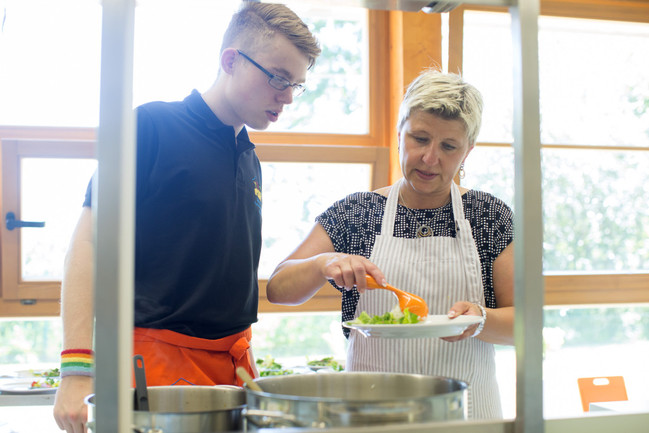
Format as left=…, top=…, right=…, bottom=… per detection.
left=61, top=349, right=95, bottom=377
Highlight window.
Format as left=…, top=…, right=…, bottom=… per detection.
left=460, top=9, right=649, bottom=304
left=251, top=311, right=348, bottom=369
left=0, top=0, right=371, bottom=134
left=266, top=6, right=370, bottom=134
left=0, top=2, right=386, bottom=318
left=457, top=4, right=649, bottom=418
left=542, top=304, right=649, bottom=417
left=0, top=0, right=102, bottom=127
left=1, top=139, right=96, bottom=303
left=0, top=317, right=61, bottom=370
left=259, top=161, right=371, bottom=279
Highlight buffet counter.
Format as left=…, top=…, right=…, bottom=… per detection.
left=0, top=402, right=647, bottom=433
left=0, top=404, right=58, bottom=433
left=0, top=376, right=58, bottom=432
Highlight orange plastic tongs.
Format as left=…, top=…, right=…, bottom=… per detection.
left=364, top=274, right=429, bottom=318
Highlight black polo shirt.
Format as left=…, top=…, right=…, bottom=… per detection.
left=84, top=90, right=261, bottom=339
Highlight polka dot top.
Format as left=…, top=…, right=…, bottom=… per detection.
left=315, top=190, right=514, bottom=335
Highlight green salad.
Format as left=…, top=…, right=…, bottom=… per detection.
left=256, top=355, right=293, bottom=376
left=33, top=367, right=60, bottom=378
left=349, top=305, right=421, bottom=325
left=306, top=356, right=344, bottom=372
left=30, top=367, right=61, bottom=389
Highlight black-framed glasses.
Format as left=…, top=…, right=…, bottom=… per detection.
left=237, top=50, right=306, bottom=97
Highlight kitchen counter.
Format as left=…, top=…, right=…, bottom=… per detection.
left=0, top=405, right=59, bottom=433
left=0, top=377, right=58, bottom=431
left=590, top=400, right=649, bottom=413
left=0, top=378, right=646, bottom=433
left=0, top=393, right=55, bottom=406
left=0, top=406, right=647, bottom=433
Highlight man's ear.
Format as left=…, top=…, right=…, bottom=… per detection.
left=220, top=48, right=238, bottom=75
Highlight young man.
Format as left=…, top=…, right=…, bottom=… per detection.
left=53, top=2, right=320, bottom=432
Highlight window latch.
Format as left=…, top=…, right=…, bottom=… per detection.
left=5, top=212, right=45, bottom=231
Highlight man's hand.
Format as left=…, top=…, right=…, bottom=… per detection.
left=53, top=375, right=93, bottom=433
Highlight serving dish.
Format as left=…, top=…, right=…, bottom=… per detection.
left=343, top=314, right=483, bottom=338
left=0, top=381, right=58, bottom=395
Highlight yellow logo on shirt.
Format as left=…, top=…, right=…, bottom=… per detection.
left=253, top=178, right=262, bottom=211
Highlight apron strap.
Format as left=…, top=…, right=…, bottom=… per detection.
left=380, top=178, right=402, bottom=237
left=133, top=327, right=251, bottom=352
left=450, top=182, right=485, bottom=305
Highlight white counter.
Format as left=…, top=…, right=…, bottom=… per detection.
left=0, top=405, right=59, bottom=433
left=0, top=377, right=58, bottom=431
left=590, top=400, right=649, bottom=413
left=0, top=393, right=54, bottom=406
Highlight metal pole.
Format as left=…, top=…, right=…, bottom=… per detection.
left=510, top=1, right=544, bottom=432
left=94, top=0, right=136, bottom=431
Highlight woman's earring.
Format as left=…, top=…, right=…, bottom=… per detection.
left=459, top=163, right=465, bottom=179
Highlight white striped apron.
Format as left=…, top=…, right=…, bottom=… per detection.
left=346, top=178, right=502, bottom=419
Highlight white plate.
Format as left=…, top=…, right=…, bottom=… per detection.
left=343, top=314, right=483, bottom=339
left=306, top=365, right=330, bottom=372
left=0, top=381, right=58, bottom=395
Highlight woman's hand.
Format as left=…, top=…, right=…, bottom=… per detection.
left=319, top=252, right=385, bottom=293
left=53, top=375, right=93, bottom=433
left=444, top=244, right=515, bottom=345
left=267, top=224, right=385, bottom=305
left=442, top=299, right=514, bottom=345
left=441, top=301, right=483, bottom=342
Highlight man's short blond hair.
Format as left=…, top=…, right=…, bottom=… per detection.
left=221, top=1, right=321, bottom=69
left=397, top=69, right=483, bottom=145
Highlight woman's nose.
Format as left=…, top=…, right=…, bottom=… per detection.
left=421, top=145, right=439, bottom=165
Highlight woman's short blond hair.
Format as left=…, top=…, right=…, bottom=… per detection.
left=397, top=69, right=483, bottom=145
left=221, top=1, right=321, bottom=69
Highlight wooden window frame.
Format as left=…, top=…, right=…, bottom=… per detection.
left=463, top=0, right=649, bottom=24
left=0, top=134, right=95, bottom=317
left=0, top=131, right=97, bottom=316
left=1, top=138, right=97, bottom=300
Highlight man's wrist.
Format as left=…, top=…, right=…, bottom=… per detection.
left=61, top=349, right=95, bottom=378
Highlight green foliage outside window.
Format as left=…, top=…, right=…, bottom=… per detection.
left=541, top=150, right=649, bottom=272
left=544, top=305, right=649, bottom=348
left=251, top=312, right=347, bottom=363
left=286, top=19, right=364, bottom=127
left=0, top=319, right=61, bottom=365
left=273, top=10, right=367, bottom=133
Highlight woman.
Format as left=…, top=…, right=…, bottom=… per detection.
left=266, top=69, right=514, bottom=419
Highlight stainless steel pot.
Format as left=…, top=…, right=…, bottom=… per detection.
left=85, top=385, right=246, bottom=433
left=244, top=372, right=467, bottom=429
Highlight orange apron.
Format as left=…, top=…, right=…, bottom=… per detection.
left=132, top=327, right=253, bottom=387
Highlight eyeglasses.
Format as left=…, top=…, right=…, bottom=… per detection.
left=237, top=50, right=306, bottom=97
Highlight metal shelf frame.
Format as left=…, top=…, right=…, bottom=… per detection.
left=91, top=1, right=648, bottom=432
